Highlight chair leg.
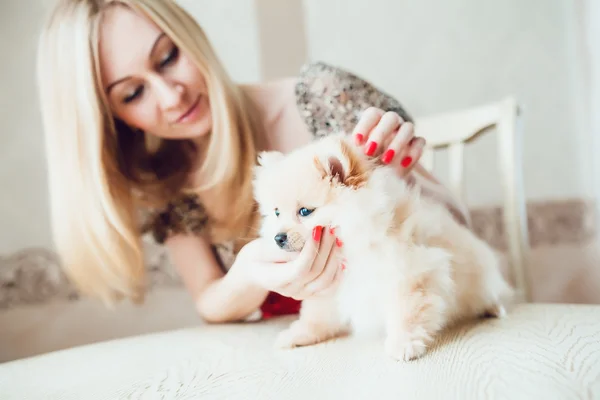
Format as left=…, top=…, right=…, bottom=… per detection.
left=497, top=97, right=532, bottom=303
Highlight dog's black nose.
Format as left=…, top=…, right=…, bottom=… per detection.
left=274, top=232, right=288, bottom=248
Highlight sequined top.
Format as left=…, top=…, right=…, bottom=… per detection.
left=143, top=61, right=412, bottom=270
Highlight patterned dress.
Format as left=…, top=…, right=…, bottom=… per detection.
left=143, top=61, right=413, bottom=319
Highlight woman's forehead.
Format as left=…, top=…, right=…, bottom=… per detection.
left=98, top=6, right=164, bottom=85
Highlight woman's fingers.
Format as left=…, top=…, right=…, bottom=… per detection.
left=396, top=137, right=426, bottom=177
left=381, top=121, right=415, bottom=166
left=279, top=226, right=335, bottom=298
left=302, top=230, right=342, bottom=294
left=352, top=108, right=426, bottom=175
left=306, top=226, right=337, bottom=279
left=266, top=230, right=320, bottom=291
left=363, top=111, right=404, bottom=157
left=317, top=260, right=344, bottom=296
left=353, top=107, right=422, bottom=166
left=250, top=238, right=301, bottom=263
left=352, top=107, right=385, bottom=146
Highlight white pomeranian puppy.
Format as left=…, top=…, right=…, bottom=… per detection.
left=252, top=133, right=513, bottom=361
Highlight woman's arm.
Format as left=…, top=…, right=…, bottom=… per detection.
left=165, top=234, right=269, bottom=323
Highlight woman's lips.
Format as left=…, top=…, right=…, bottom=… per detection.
left=176, top=95, right=202, bottom=124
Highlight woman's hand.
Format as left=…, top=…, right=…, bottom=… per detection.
left=235, top=226, right=344, bottom=301
left=351, top=107, right=471, bottom=227
left=352, top=107, right=426, bottom=178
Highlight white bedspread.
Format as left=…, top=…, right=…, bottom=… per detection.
left=1, top=303, right=599, bottom=399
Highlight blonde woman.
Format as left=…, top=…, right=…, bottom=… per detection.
left=37, top=0, right=470, bottom=323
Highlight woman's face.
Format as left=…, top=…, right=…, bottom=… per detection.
left=98, top=6, right=211, bottom=140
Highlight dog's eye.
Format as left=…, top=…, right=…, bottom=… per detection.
left=274, top=208, right=280, bottom=217
left=298, top=207, right=314, bottom=217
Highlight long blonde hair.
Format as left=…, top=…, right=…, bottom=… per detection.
left=37, top=0, right=262, bottom=305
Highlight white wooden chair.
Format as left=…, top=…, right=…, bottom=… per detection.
left=413, top=97, right=531, bottom=303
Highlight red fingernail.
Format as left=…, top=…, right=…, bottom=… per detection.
left=341, top=263, right=346, bottom=271
left=329, top=227, right=335, bottom=234
left=355, top=133, right=364, bottom=145
left=382, top=149, right=395, bottom=164
left=313, top=226, right=323, bottom=241
left=336, top=237, right=343, bottom=247
left=401, top=156, right=413, bottom=168
left=365, top=141, right=377, bottom=156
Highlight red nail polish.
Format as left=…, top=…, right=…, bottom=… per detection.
left=355, top=133, right=364, bottom=145
left=341, top=263, right=346, bottom=271
left=329, top=226, right=336, bottom=235
left=401, top=156, right=413, bottom=168
left=382, top=149, right=395, bottom=164
left=336, top=237, right=343, bottom=247
left=365, top=141, right=377, bottom=156
left=313, top=226, right=323, bottom=241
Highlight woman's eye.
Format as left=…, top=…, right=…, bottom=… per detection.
left=298, top=207, right=314, bottom=217
left=159, top=46, right=179, bottom=68
left=123, top=86, right=144, bottom=104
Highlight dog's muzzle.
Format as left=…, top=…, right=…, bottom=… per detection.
left=274, top=231, right=305, bottom=252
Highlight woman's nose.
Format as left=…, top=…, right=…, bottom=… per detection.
left=153, top=79, right=184, bottom=110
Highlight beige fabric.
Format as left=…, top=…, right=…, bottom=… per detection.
left=0, top=287, right=201, bottom=363
left=1, top=303, right=599, bottom=399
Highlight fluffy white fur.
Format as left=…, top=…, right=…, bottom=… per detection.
left=252, top=133, right=513, bottom=361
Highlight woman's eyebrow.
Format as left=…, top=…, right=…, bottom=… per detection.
left=105, top=32, right=167, bottom=93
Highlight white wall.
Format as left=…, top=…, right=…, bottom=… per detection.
left=176, top=0, right=262, bottom=83
left=0, top=1, right=52, bottom=253
left=255, top=0, right=307, bottom=80
left=303, top=0, right=593, bottom=208
left=584, top=0, right=600, bottom=228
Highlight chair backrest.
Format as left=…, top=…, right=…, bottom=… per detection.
left=414, top=97, right=531, bottom=303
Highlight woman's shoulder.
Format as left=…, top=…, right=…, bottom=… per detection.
left=293, top=61, right=413, bottom=138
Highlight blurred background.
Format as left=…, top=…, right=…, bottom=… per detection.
left=1, top=0, right=599, bottom=361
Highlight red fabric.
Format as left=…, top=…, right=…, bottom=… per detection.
left=260, top=291, right=302, bottom=320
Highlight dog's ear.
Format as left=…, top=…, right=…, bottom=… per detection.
left=314, top=138, right=368, bottom=188
left=326, top=155, right=346, bottom=183
left=257, top=151, right=285, bottom=167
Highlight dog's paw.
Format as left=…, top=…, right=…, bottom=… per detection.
left=384, top=336, right=428, bottom=362
left=483, top=303, right=506, bottom=319
left=275, top=320, right=342, bottom=349
left=275, top=323, right=319, bottom=349
left=275, top=328, right=303, bottom=349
